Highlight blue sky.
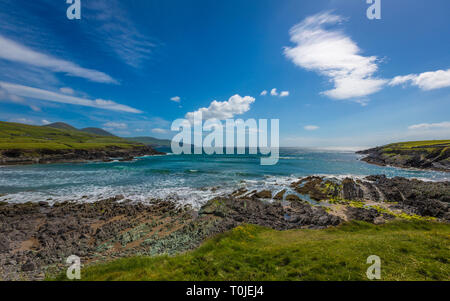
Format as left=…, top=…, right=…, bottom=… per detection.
left=0, top=0, right=449, bottom=149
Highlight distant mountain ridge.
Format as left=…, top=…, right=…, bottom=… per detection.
left=127, top=136, right=172, bottom=148
left=44, top=122, right=116, bottom=137
left=81, top=127, right=116, bottom=137
left=44, top=122, right=170, bottom=147
left=43, top=122, right=77, bottom=131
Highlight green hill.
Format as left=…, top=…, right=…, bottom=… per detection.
left=81, top=127, right=116, bottom=137
left=43, top=122, right=78, bottom=131
left=0, top=121, right=160, bottom=164
left=358, top=140, right=450, bottom=171
left=0, top=121, right=139, bottom=150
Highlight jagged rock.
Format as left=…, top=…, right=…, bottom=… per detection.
left=285, top=195, right=301, bottom=202
left=341, top=178, right=364, bottom=200
left=273, top=190, right=286, bottom=200
left=254, top=190, right=272, bottom=199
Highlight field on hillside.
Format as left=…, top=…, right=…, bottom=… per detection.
left=383, top=140, right=450, bottom=151
left=57, top=221, right=450, bottom=281
left=0, top=121, right=141, bottom=151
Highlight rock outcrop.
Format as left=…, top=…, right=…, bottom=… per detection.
left=357, top=141, right=450, bottom=171
left=0, top=145, right=164, bottom=165
left=1, top=175, right=448, bottom=281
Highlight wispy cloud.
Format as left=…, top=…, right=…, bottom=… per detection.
left=152, top=128, right=168, bottom=134
left=408, top=121, right=450, bottom=130
left=0, top=81, right=142, bottom=113
left=59, top=87, right=75, bottom=95
left=260, top=90, right=268, bottom=96
left=280, top=91, right=290, bottom=97
left=270, top=88, right=278, bottom=96
left=170, top=96, right=181, bottom=103
left=284, top=11, right=386, bottom=101
left=0, top=35, right=117, bottom=84
left=304, top=125, right=319, bottom=131
left=103, top=122, right=128, bottom=129
left=84, top=0, right=157, bottom=68
left=390, top=69, right=450, bottom=91
left=185, top=94, right=255, bottom=120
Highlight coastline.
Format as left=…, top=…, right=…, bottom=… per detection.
left=357, top=141, right=450, bottom=172
left=0, top=146, right=165, bottom=166
left=1, top=174, right=448, bottom=280
left=357, top=153, right=450, bottom=173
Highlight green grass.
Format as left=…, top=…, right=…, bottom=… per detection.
left=59, top=221, right=450, bottom=281
left=383, top=140, right=450, bottom=150
left=0, top=121, right=144, bottom=152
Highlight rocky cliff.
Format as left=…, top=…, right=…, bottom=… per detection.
left=357, top=140, right=450, bottom=171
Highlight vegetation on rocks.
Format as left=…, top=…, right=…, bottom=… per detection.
left=61, top=221, right=450, bottom=281
left=358, top=140, right=450, bottom=171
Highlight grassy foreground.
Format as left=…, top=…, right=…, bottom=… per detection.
left=61, top=221, right=449, bottom=281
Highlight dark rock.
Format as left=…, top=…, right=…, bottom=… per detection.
left=21, top=261, right=35, bottom=272
left=254, top=190, right=272, bottom=199
left=285, top=195, right=301, bottom=202
left=273, top=190, right=286, bottom=200
left=341, top=178, right=364, bottom=200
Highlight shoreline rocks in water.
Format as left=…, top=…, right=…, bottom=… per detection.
left=0, top=145, right=165, bottom=166
left=0, top=175, right=448, bottom=280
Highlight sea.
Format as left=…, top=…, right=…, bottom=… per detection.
left=0, top=148, right=448, bottom=207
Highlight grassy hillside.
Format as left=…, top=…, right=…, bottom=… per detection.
left=43, top=122, right=78, bottom=131
left=382, top=140, right=450, bottom=150
left=80, top=127, right=116, bottom=137
left=358, top=140, right=450, bottom=171
left=64, top=221, right=449, bottom=281
left=0, top=121, right=142, bottom=151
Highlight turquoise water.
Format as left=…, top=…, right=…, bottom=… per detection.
left=0, top=148, right=448, bottom=207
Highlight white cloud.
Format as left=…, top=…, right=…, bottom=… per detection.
left=304, top=125, right=319, bottom=131
left=29, top=105, right=41, bottom=112
left=390, top=69, right=450, bottom=90
left=0, top=81, right=142, bottom=113
left=0, top=35, right=117, bottom=84
left=152, top=128, right=168, bottom=134
left=103, top=122, right=128, bottom=129
left=262, top=89, right=289, bottom=97
left=8, top=117, right=34, bottom=124
left=41, top=119, right=51, bottom=125
left=185, top=94, right=255, bottom=120
left=408, top=122, right=450, bottom=130
left=284, top=12, right=386, bottom=101
left=59, top=87, right=75, bottom=95
left=170, top=96, right=181, bottom=102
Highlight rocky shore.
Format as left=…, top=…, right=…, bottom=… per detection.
left=0, top=175, right=448, bottom=281
left=0, top=145, right=164, bottom=166
left=357, top=141, right=450, bottom=171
